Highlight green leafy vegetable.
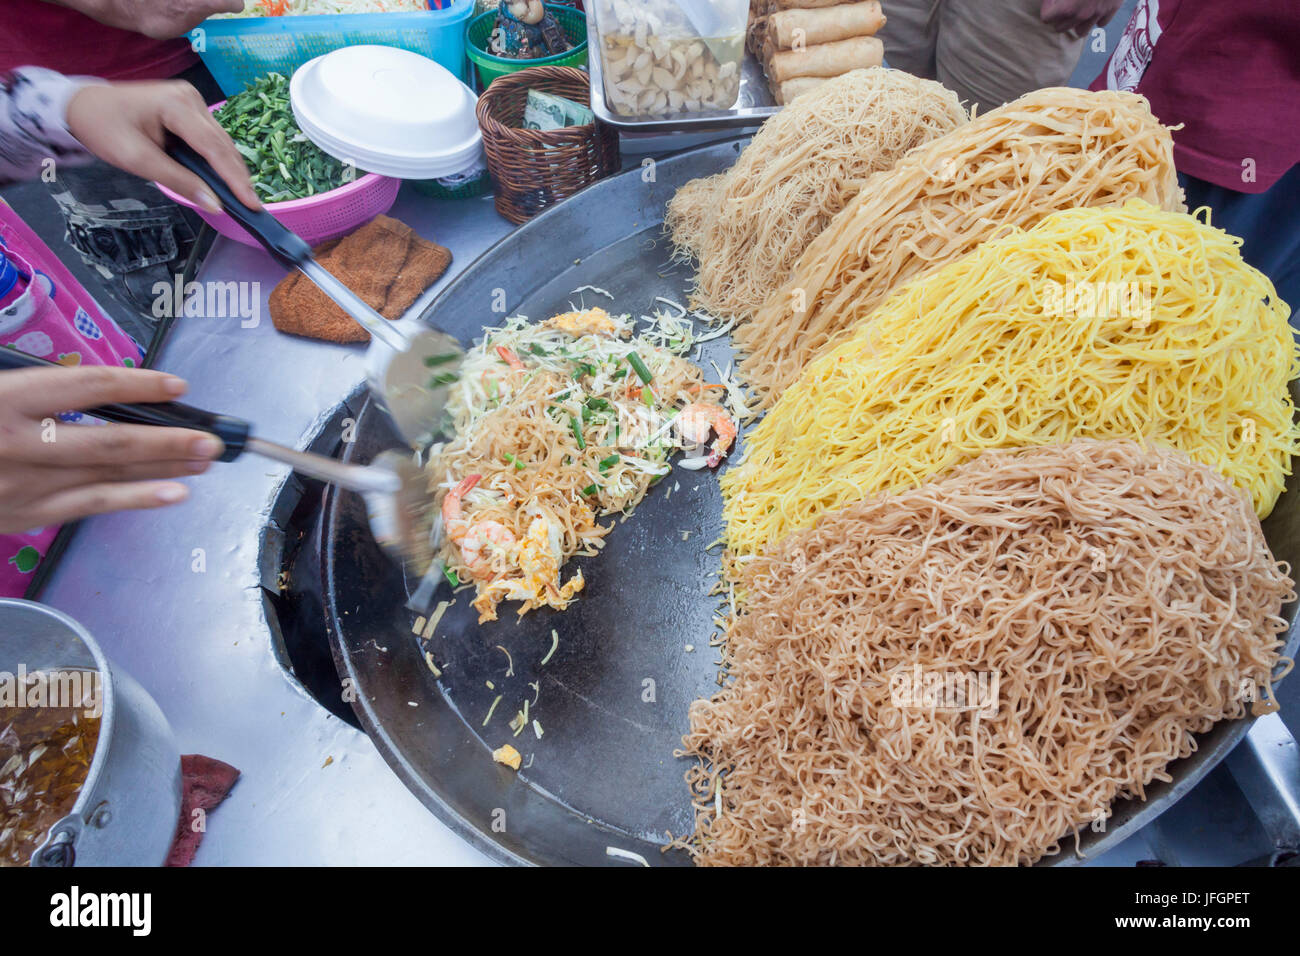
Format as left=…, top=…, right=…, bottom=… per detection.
left=214, top=73, right=354, bottom=202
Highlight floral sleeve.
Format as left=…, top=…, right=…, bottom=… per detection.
left=0, top=67, right=100, bottom=186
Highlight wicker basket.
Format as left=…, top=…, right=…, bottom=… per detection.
left=476, top=66, right=621, bottom=224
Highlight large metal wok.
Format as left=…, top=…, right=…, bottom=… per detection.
left=321, top=140, right=1300, bottom=866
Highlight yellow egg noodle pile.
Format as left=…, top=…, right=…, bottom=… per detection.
left=684, top=440, right=1293, bottom=866
left=721, top=200, right=1299, bottom=558
left=735, top=87, right=1186, bottom=404
left=664, top=67, right=967, bottom=323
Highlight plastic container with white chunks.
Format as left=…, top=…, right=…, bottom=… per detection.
left=591, top=0, right=749, bottom=118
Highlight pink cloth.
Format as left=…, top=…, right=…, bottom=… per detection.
left=0, top=203, right=143, bottom=597
left=165, top=755, right=241, bottom=867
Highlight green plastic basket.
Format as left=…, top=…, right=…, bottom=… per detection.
left=411, top=168, right=491, bottom=199
left=466, top=4, right=587, bottom=87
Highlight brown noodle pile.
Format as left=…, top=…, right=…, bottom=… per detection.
left=735, top=87, right=1185, bottom=404
left=682, top=440, right=1292, bottom=866
left=663, top=172, right=726, bottom=262
left=664, top=68, right=966, bottom=322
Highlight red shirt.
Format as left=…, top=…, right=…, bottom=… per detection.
left=1092, top=0, right=1300, bottom=193
left=0, top=1, right=198, bottom=81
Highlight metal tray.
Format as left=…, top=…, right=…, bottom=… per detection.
left=585, top=5, right=779, bottom=133
left=323, top=140, right=1300, bottom=866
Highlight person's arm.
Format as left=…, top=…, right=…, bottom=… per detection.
left=0, top=67, right=259, bottom=210
left=1040, top=0, right=1124, bottom=37
left=0, top=68, right=99, bottom=185
left=0, top=367, right=224, bottom=532
left=39, top=0, right=246, bottom=39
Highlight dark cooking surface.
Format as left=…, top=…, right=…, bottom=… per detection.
left=320, top=141, right=1300, bottom=866
left=323, top=213, right=738, bottom=864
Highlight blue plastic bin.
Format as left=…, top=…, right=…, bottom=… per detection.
left=190, top=1, right=475, bottom=95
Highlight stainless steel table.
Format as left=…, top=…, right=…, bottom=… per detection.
left=40, top=188, right=511, bottom=865
left=36, top=181, right=1286, bottom=867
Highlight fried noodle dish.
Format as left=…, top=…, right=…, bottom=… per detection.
left=427, top=306, right=737, bottom=623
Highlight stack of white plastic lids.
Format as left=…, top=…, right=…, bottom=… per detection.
left=290, top=45, right=483, bottom=180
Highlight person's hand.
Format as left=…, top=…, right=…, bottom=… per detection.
left=0, top=366, right=225, bottom=533
left=1040, top=0, right=1124, bottom=36
left=65, top=80, right=261, bottom=213
left=52, top=0, right=247, bottom=40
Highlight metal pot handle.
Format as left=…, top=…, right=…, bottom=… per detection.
left=32, top=817, right=80, bottom=867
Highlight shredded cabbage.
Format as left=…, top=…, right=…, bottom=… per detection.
left=218, top=0, right=429, bottom=17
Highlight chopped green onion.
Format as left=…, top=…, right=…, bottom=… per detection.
left=428, top=371, right=460, bottom=387
left=503, top=452, right=526, bottom=471
left=570, top=416, right=586, bottom=450
left=443, top=566, right=459, bottom=588
left=529, top=343, right=547, bottom=356
left=423, top=352, right=460, bottom=367
left=642, top=388, right=655, bottom=407
left=599, top=454, right=620, bottom=472
left=611, top=367, right=628, bottom=381
left=581, top=483, right=599, bottom=496
left=627, top=352, right=653, bottom=384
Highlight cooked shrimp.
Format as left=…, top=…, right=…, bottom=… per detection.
left=458, top=521, right=517, bottom=579
left=495, top=345, right=525, bottom=371
left=678, top=403, right=737, bottom=467
left=441, top=473, right=481, bottom=528
left=479, top=346, right=526, bottom=401
left=442, top=473, right=517, bottom=579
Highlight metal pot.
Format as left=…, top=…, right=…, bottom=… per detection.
left=0, top=598, right=181, bottom=866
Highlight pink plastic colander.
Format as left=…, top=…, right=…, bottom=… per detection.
left=156, top=102, right=401, bottom=249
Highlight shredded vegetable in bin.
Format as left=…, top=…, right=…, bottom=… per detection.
left=217, top=1, right=430, bottom=17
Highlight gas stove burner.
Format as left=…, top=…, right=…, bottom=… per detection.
left=258, top=388, right=367, bottom=730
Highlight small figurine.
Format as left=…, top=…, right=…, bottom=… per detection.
left=489, top=0, right=572, bottom=59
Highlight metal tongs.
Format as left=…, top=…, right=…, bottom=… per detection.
left=165, top=136, right=463, bottom=449
left=0, top=348, right=439, bottom=576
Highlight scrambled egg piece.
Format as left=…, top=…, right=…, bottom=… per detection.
left=470, top=516, right=585, bottom=623
left=492, top=744, right=522, bottom=770
left=543, top=307, right=618, bottom=337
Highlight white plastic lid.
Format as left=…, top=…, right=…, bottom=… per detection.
left=290, top=45, right=483, bottom=180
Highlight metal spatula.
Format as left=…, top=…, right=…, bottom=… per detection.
left=0, top=348, right=440, bottom=576
left=165, top=137, right=462, bottom=449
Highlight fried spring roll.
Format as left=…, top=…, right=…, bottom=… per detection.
left=768, top=1, right=885, bottom=50
left=767, top=35, right=884, bottom=83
